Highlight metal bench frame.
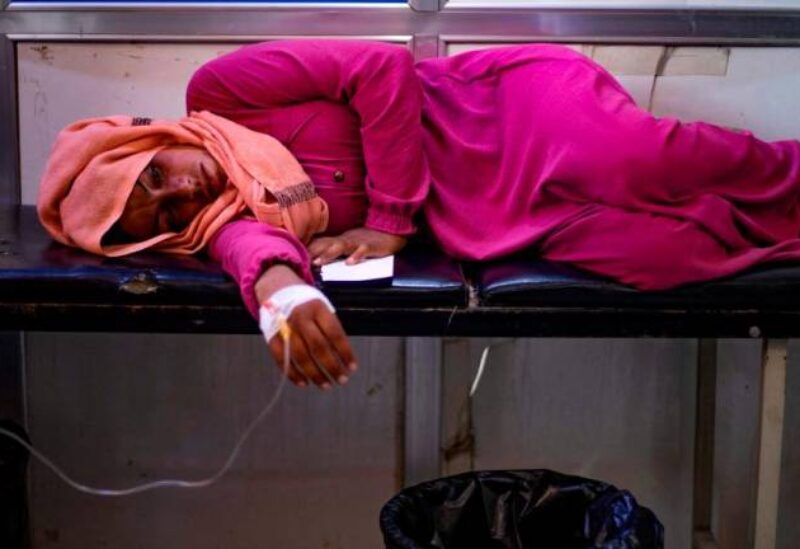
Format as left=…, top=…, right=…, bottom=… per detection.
left=3, top=3, right=800, bottom=547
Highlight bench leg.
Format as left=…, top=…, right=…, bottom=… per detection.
left=692, top=339, right=719, bottom=549
left=403, top=338, right=442, bottom=487
left=753, top=338, right=787, bottom=549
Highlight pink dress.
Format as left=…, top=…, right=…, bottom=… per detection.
left=186, top=40, right=800, bottom=317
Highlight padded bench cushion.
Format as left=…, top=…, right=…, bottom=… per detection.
left=0, top=206, right=467, bottom=309
left=6, top=205, right=800, bottom=337
left=476, top=256, right=800, bottom=310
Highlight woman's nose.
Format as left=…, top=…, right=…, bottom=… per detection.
left=164, top=176, right=201, bottom=199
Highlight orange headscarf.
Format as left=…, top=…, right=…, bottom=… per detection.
left=37, top=111, right=328, bottom=257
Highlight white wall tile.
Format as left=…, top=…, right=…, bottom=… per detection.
left=661, top=47, right=730, bottom=77
left=651, top=48, right=800, bottom=140
left=591, top=45, right=664, bottom=75
left=18, top=43, right=240, bottom=205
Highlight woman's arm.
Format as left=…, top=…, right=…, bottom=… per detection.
left=209, top=219, right=354, bottom=389
left=186, top=39, right=430, bottom=237
left=208, top=219, right=314, bottom=316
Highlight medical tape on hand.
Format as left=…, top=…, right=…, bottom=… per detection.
left=259, top=285, right=335, bottom=343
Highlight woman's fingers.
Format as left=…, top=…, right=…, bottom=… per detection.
left=263, top=294, right=357, bottom=390
left=268, top=336, right=309, bottom=387
left=301, top=321, right=351, bottom=386
left=267, top=313, right=330, bottom=389
left=313, top=229, right=407, bottom=267
left=308, top=237, right=333, bottom=259
left=310, top=236, right=388, bottom=266
left=308, top=238, right=333, bottom=264
left=287, top=328, right=332, bottom=389
left=290, top=300, right=355, bottom=389
left=311, top=239, right=351, bottom=266
left=317, top=242, right=345, bottom=265
left=285, top=301, right=356, bottom=389
left=345, top=243, right=370, bottom=265
left=314, top=304, right=357, bottom=373
left=311, top=230, right=406, bottom=266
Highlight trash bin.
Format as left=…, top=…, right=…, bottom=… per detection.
left=380, top=469, right=664, bottom=548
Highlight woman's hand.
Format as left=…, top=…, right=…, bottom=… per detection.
left=255, top=264, right=356, bottom=390
left=309, top=227, right=407, bottom=266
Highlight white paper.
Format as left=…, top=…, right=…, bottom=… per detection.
left=320, top=255, right=394, bottom=282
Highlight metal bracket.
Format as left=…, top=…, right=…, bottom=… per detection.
left=409, top=0, right=446, bottom=13
left=0, top=35, right=19, bottom=206
left=412, top=33, right=441, bottom=60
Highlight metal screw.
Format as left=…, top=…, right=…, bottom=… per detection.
left=749, top=325, right=761, bottom=338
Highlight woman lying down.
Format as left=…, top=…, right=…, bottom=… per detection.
left=37, top=39, right=800, bottom=390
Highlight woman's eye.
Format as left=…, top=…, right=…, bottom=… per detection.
left=148, top=165, right=162, bottom=184
left=135, top=179, right=149, bottom=195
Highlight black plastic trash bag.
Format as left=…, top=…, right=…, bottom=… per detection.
left=380, top=469, right=664, bottom=548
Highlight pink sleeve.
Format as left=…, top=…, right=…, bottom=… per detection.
left=186, top=39, right=429, bottom=235
left=208, top=218, right=314, bottom=319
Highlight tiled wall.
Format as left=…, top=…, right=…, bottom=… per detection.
left=18, top=43, right=239, bottom=205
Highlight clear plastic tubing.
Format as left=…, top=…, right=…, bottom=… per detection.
left=0, top=322, right=292, bottom=497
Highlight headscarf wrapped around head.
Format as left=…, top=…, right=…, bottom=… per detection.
left=37, top=111, right=328, bottom=257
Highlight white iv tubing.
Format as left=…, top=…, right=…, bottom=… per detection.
left=0, top=331, right=291, bottom=497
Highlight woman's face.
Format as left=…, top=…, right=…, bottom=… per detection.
left=117, top=146, right=226, bottom=241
